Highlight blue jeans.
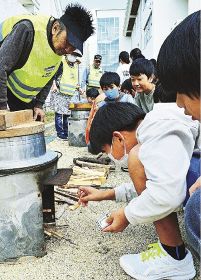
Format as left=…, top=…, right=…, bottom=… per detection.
left=55, top=113, right=69, bottom=139
left=184, top=151, right=200, bottom=205
left=184, top=151, right=200, bottom=258
left=184, top=189, right=200, bottom=258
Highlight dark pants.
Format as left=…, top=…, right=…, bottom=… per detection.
left=184, top=151, right=200, bottom=205
left=184, top=151, right=200, bottom=258
left=185, top=189, right=200, bottom=258
left=55, top=113, right=69, bottom=139
left=7, top=88, right=36, bottom=111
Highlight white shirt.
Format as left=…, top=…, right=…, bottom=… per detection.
left=116, top=63, right=130, bottom=84
left=115, top=103, right=199, bottom=225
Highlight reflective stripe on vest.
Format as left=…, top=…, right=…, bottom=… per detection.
left=87, top=65, right=103, bottom=88
left=0, top=22, right=3, bottom=42
left=59, top=57, right=78, bottom=95
left=1, top=15, right=62, bottom=103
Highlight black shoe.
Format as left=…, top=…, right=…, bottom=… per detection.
left=57, top=135, right=68, bottom=141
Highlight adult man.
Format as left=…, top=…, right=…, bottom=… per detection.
left=157, top=11, right=200, bottom=258
left=79, top=102, right=199, bottom=279
left=81, top=54, right=103, bottom=91
left=0, top=3, right=94, bottom=121
left=50, top=54, right=81, bottom=140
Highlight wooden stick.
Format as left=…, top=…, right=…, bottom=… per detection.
left=56, top=187, right=78, bottom=196
left=54, top=190, right=78, bottom=201
left=75, top=160, right=114, bottom=170
left=55, top=194, right=75, bottom=205
left=44, top=230, right=52, bottom=237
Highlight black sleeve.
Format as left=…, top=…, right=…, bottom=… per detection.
left=54, top=62, right=63, bottom=81
left=35, top=77, right=55, bottom=109
left=0, top=20, right=34, bottom=109
left=54, top=62, right=63, bottom=88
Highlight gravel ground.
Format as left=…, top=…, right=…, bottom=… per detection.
left=0, top=130, right=200, bottom=280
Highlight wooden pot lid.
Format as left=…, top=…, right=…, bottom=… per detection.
left=0, top=110, right=45, bottom=138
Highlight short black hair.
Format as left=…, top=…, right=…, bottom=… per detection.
left=61, top=3, right=95, bottom=41
left=150, top=58, right=158, bottom=82
left=130, top=48, right=145, bottom=61
left=157, top=11, right=200, bottom=98
left=150, top=58, right=157, bottom=68
left=89, top=102, right=146, bottom=154
left=129, top=58, right=155, bottom=78
left=100, top=72, right=120, bottom=88
left=86, top=88, right=99, bottom=98
left=121, top=78, right=133, bottom=94
left=153, top=83, right=176, bottom=103
left=119, top=51, right=130, bottom=64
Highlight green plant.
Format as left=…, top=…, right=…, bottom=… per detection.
left=45, top=111, right=55, bottom=124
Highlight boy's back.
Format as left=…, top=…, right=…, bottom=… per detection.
left=124, top=103, right=199, bottom=225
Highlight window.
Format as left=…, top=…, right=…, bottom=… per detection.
left=97, top=17, right=119, bottom=71
left=144, top=13, right=152, bottom=47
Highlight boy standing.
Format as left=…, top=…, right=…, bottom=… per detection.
left=50, top=54, right=81, bottom=140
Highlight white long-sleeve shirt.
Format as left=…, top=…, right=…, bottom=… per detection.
left=116, top=63, right=130, bottom=84
left=114, top=103, right=199, bottom=225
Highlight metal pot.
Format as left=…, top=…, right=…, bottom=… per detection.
left=0, top=132, right=58, bottom=261
left=70, top=110, right=90, bottom=119
left=68, top=117, right=88, bottom=147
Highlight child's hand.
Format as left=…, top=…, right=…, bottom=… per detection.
left=103, top=208, right=129, bottom=233
left=78, top=187, right=104, bottom=206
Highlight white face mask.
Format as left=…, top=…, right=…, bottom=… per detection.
left=66, top=54, right=77, bottom=63
left=108, top=137, right=128, bottom=169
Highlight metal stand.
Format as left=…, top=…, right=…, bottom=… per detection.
left=42, top=168, right=73, bottom=226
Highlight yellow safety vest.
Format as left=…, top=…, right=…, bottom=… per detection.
left=0, top=15, right=62, bottom=103
left=59, top=57, right=78, bottom=95
left=87, top=65, right=103, bottom=88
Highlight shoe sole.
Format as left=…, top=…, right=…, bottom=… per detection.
left=120, top=259, right=196, bottom=280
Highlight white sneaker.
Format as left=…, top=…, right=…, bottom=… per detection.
left=120, top=242, right=196, bottom=280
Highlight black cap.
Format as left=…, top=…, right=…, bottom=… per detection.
left=60, top=15, right=84, bottom=54
left=60, top=4, right=95, bottom=55
left=94, top=54, right=102, bottom=61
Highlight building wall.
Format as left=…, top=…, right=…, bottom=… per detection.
left=0, top=0, right=27, bottom=21
left=0, top=0, right=62, bottom=22
left=38, top=0, right=62, bottom=17
left=130, top=0, right=154, bottom=58
left=188, top=0, right=201, bottom=13
left=86, top=9, right=131, bottom=72
left=129, top=0, right=199, bottom=59
left=152, top=0, right=188, bottom=58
